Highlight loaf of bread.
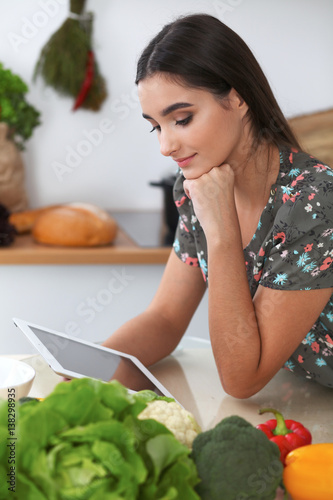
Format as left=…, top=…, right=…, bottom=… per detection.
left=31, top=203, right=118, bottom=247
left=9, top=205, right=61, bottom=234
left=10, top=203, right=117, bottom=247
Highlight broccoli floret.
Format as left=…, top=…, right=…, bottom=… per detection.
left=191, top=415, right=283, bottom=500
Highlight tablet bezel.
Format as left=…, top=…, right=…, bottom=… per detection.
left=13, top=317, right=176, bottom=400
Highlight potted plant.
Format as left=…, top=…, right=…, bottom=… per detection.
left=0, top=62, right=41, bottom=149
left=0, top=63, right=41, bottom=212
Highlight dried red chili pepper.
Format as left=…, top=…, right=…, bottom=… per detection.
left=256, top=408, right=312, bottom=465
left=73, top=49, right=94, bottom=111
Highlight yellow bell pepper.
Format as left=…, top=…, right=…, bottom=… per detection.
left=283, top=443, right=333, bottom=500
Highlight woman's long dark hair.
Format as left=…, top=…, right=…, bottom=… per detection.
left=136, top=14, right=300, bottom=150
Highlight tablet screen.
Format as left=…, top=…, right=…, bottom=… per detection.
left=30, top=326, right=158, bottom=393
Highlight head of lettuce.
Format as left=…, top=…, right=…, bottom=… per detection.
left=0, top=378, right=200, bottom=499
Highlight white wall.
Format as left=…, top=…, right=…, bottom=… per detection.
left=0, top=264, right=209, bottom=354
left=0, top=0, right=332, bottom=211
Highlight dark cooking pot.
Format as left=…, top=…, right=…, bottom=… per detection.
left=150, top=175, right=178, bottom=243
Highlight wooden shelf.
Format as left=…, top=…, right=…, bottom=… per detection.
left=0, top=230, right=171, bottom=265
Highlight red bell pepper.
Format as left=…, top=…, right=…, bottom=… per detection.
left=256, top=408, right=312, bottom=465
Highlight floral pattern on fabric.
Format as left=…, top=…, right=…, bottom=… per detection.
left=172, top=146, right=333, bottom=387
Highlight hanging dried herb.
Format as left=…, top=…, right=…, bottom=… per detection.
left=34, top=0, right=107, bottom=111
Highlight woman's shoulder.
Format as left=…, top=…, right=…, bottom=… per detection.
left=279, top=146, right=333, bottom=184
left=277, top=146, right=333, bottom=206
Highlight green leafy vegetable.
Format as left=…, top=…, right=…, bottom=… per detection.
left=191, top=415, right=283, bottom=500
left=0, top=62, right=41, bottom=149
left=0, top=378, right=200, bottom=499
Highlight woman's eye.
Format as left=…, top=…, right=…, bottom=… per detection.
left=176, top=115, right=192, bottom=126
left=149, top=115, right=192, bottom=133
left=150, top=125, right=161, bottom=133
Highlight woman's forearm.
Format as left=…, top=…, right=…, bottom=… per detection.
left=102, top=308, right=185, bottom=367
left=207, top=235, right=263, bottom=398
left=184, top=166, right=267, bottom=397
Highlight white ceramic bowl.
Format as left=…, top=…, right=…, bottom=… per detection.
left=0, top=358, right=36, bottom=400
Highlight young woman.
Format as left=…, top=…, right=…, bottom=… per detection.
left=103, top=13, right=333, bottom=398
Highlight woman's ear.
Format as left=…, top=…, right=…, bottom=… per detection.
left=229, top=88, right=248, bottom=117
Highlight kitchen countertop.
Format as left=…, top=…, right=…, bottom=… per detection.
left=4, top=349, right=333, bottom=499
left=7, top=349, right=332, bottom=440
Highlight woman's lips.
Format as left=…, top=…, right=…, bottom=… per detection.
left=174, top=154, right=196, bottom=168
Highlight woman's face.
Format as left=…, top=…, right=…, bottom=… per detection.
left=138, top=73, right=250, bottom=179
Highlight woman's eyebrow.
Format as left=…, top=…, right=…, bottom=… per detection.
left=142, top=102, right=194, bottom=120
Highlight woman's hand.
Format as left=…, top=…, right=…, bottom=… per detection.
left=182, top=164, right=236, bottom=238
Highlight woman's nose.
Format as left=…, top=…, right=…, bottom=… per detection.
left=159, top=131, right=178, bottom=157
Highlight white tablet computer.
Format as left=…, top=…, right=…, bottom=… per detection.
left=13, top=317, right=176, bottom=400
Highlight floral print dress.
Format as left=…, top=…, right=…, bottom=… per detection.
left=173, top=146, right=333, bottom=388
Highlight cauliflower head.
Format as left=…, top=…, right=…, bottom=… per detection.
left=138, top=400, right=201, bottom=448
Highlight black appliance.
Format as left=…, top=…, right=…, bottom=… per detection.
left=149, top=175, right=178, bottom=245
